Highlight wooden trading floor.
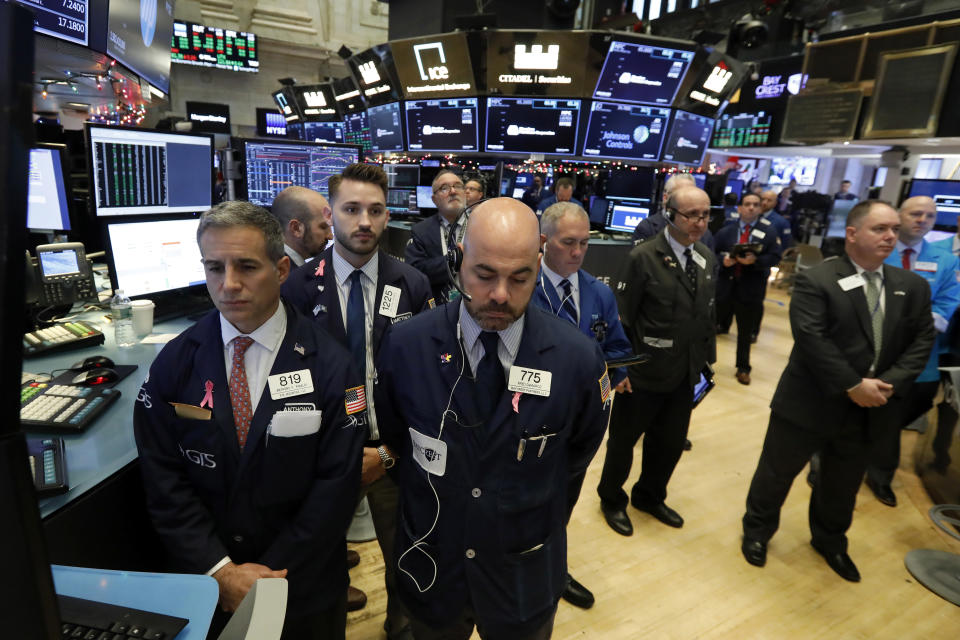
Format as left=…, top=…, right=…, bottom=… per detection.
left=346, top=286, right=960, bottom=639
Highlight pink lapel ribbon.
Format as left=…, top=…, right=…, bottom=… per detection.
left=315, top=259, right=326, bottom=277
left=200, top=380, right=214, bottom=408
left=512, top=392, right=522, bottom=414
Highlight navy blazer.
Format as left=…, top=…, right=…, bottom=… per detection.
left=713, top=218, right=782, bottom=303
left=405, top=214, right=451, bottom=303
left=133, top=302, right=366, bottom=617
left=530, top=268, right=632, bottom=386
left=376, top=302, right=611, bottom=636
left=282, top=246, right=434, bottom=361
left=632, top=213, right=715, bottom=251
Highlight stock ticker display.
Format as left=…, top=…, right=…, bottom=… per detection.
left=242, top=141, right=359, bottom=206
left=171, top=20, right=258, bottom=72
left=711, top=111, right=772, bottom=148
left=92, top=141, right=167, bottom=210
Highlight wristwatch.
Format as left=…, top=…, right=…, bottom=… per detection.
left=377, top=445, right=396, bottom=469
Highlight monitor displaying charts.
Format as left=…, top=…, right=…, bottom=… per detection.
left=106, top=218, right=206, bottom=298
left=238, top=139, right=360, bottom=205
left=593, top=40, right=695, bottom=105
left=605, top=197, right=651, bottom=233
left=405, top=98, right=479, bottom=152
left=343, top=110, right=372, bottom=154
left=582, top=102, right=669, bottom=161
left=485, top=97, right=581, bottom=155
left=368, top=102, right=405, bottom=152
left=302, top=121, right=345, bottom=144
left=661, top=111, right=714, bottom=166
left=711, top=111, right=772, bottom=148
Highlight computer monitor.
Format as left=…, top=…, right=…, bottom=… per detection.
left=661, top=111, right=714, bottom=166
left=908, top=179, right=960, bottom=228
left=256, top=108, right=287, bottom=137
left=105, top=218, right=206, bottom=298
left=712, top=111, right=772, bottom=148
left=368, top=102, right=405, bottom=152
left=302, top=121, right=345, bottom=144
left=416, top=185, right=437, bottom=210
left=825, top=198, right=857, bottom=238
left=385, top=164, right=419, bottom=188
left=605, top=197, right=651, bottom=234
left=769, top=156, right=819, bottom=187
left=236, top=138, right=361, bottom=206
left=343, top=110, right=372, bottom=155
left=107, top=0, right=175, bottom=93
left=588, top=196, right=608, bottom=226
left=725, top=178, right=744, bottom=200
left=386, top=187, right=417, bottom=216
left=27, top=144, right=71, bottom=232
left=582, top=102, right=670, bottom=161
left=85, top=124, right=214, bottom=216
left=405, top=97, right=479, bottom=152
left=593, top=40, right=695, bottom=105
left=604, top=167, right=655, bottom=199
left=485, top=97, right=582, bottom=155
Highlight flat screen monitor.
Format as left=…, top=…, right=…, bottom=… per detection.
left=106, top=218, right=206, bottom=298
left=907, top=179, right=960, bottom=227
left=725, top=178, right=744, bottom=200
left=343, top=110, right=372, bottom=154
left=86, top=124, right=214, bottom=217
left=368, top=102, right=404, bottom=152
left=405, top=97, right=479, bottom=152
left=605, top=167, right=655, bottom=199
left=661, top=111, right=714, bottom=166
left=711, top=111, right=772, bottom=148
left=272, top=87, right=300, bottom=123
left=825, top=198, right=857, bottom=238
left=293, top=83, right=339, bottom=121
left=416, top=185, right=436, bottom=209
left=186, top=101, right=231, bottom=134
left=386, top=187, right=416, bottom=216
left=605, top=197, right=651, bottom=233
left=106, top=0, right=175, bottom=93
left=485, top=30, right=589, bottom=97
left=171, top=20, right=258, bottom=72
left=485, top=97, right=582, bottom=155
left=512, top=187, right=526, bottom=198
left=582, top=101, right=669, bottom=161
left=588, top=196, right=607, bottom=225
left=12, top=0, right=108, bottom=48
left=347, top=44, right=401, bottom=107
left=238, top=138, right=361, bottom=206
left=27, top=145, right=72, bottom=232
left=256, top=108, right=287, bottom=137
left=693, top=174, right=706, bottom=189
left=391, top=32, right=476, bottom=98
left=302, top=121, right=345, bottom=144
left=593, top=40, right=695, bottom=105
left=768, top=157, right=819, bottom=187
left=384, top=164, right=419, bottom=188
left=515, top=173, right=533, bottom=188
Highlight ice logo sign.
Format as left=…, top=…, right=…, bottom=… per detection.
left=140, top=0, right=157, bottom=47
left=514, top=44, right=560, bottom=70
left=414, top=42, right=449, bottom=81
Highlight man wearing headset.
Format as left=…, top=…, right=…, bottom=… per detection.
left=530, top=201, right=632, bottom=610
left=376, top=198, right=612, bottom=639
left=597, top=186, right=717, bottom=535
left=406, top=170, right=469, bottom=303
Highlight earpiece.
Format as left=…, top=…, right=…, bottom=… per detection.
left=442, top=197, right=491, bottom=303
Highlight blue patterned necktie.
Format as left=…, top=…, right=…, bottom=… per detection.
left=559, top=278, right=579, bottom=326
left=347, top=270, right=366, bottom=379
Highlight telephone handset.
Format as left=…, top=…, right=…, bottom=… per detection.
left=27, top=242, right=98, bottom=308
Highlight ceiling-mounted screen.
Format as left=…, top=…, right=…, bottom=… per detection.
left=593, top=40, right=695, bottom=105
left=333, top=76, right=365, bottom=114
left=661, top=110, right=714, bottom=166
left=171, top=20, right=258, bottom=72
left=392, top=32, right=476, bottom=98
left=368, top=102, right=405, bottom=152
left=256, top=108, right=287, bottom=137
left=486, top=30, right=590, bottom=97
left=186, top=101, right=231, bottom=135
left=106, top=0, right=175, bottom=93
left=13, top=0, right=101, bottom=47
left=675, top=49, right=745, bottom=117
left=272, top=87, right=301, bottom=123
left=768, top=156, right=819, bottom=187
left=405, top=98, right=479, bottom=152
left=582, top=101, right=669, bottom=161
left=711, top=111, right=772, bottom=148
left=302, top=121, right=345, bottom=144
left=907, top=179, right=960, bottom=227
left=344, top=110, right=372, bottom=154
left=485, top=97, right=582, bottom=155
left=347, top=44, right=401, bottom=107
left=293, top=83, right=340, bottom=122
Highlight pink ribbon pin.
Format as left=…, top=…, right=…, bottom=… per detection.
left=512, top=392, right=522, bottom=414
left=314, top=259, right=326, bottom=277
left=200, top=380, right=214, bottom=408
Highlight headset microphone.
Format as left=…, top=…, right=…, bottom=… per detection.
left=442, top=197, right=491, bottom=303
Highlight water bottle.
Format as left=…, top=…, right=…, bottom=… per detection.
left=110, top=289, right=137, bottom=347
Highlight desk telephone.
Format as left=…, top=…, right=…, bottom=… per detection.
left=26, top=242, right=98, bottom=308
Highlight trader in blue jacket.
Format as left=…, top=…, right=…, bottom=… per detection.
left=134, top=201, right=366, bottom=639
left=530, top=200, right=632, bottom=610
left=867, top=195, right=960, bottom=506
left=376, top=198, right=612, bottom=639
left=282, top=163, right=433, bottom=639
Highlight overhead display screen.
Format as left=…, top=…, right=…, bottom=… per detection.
left=405, top=98, right=479, bottom=152
left=293, top=83, right=339, bottom=121
left=14, top=0, right=90, bottom=46
left=485, top=97, right=582, bottom=155
left=392, top=32, right=476, bottom=98
left=676, top=49, right=745, bottom=117
left=908, top=179, right=960, bottom=227
left=711, top=111, right=772, bottom=148
left=107, top=0, right=175, bottom=93
left=186, top=101, right=231, bottom=134
left=334, top=76, right=365, bottom=114
left=171, top=20, right=258, bottom=72
left=344, top=110, right=371, bottom=154
left=368, top=102, right=404, bottom=152
left=302, top=121, right=345, bottom=144
left=272, top=87, right=300, bottom=123
left=347, top=44, right=401, bottom=107
left=486, top=31, right=589, bottom=97
left=661, top=110, right=714, bottom=166
left=582, top=101, right=669, bottom=161
left=593, top=40, right=695, bottom=105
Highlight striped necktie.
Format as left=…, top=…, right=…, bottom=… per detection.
left=558, top=278, right=578, bottom=326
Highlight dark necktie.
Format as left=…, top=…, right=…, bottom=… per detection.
left=347, top=270, right=366, bottom=379
left=475, top=331, right=505, bottom=422
left=735, top=224, right=752, bottom=276
left=229, top=336, right=254, bottom=450
left=558, top=278, right=578, bottom=326
left=901, top=247, right=913, bottom=270
left=683, top=248, right=698, bottom=294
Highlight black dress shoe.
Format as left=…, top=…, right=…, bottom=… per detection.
left=741, top=538, right=767, bottom=567
left=811, top=543, right=860, bottom=582
left=600, top=502, right=633, bottom=536
left=347, top=548, right=360, bottom=569
left=683, top=438, right=692, bottom=451
left=561, top=573, right=595, bottom=609
left=865, top=477, right=897, bottom=507
left=633, top=500, right=684, bottom=528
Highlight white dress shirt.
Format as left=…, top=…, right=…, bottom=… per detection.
left=458, top=301, right=523, bottom=380
left=540, top=261, right=580, bottom=321
left=665, top=228, right=695, bottom=269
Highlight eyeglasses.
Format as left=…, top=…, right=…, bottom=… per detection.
left=671, top=209, right=710, bottom=224
left=434, top=183, right=465, bottom=195
left=464, top=185, right=483, bottom=192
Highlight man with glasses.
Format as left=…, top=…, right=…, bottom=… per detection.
left=406, top=170, right=468, bottom=303
left=464, top=177, right=485, bottom=206
left=597, top=186, right=717, bottom=534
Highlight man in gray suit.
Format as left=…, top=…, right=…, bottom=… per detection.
left=597, top=186, right=717, bottom=535
left=741, top=200, right=934, bottom=581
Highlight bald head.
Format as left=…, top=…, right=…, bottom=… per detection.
left=460, top=198, right=541, bottom=330
left=271, top=186, right=331, bottom=260
left=760, top=190, right=777, bottom=214
left=898, top=195, right=937, bottom=244
left=665, top=186, right=711, bottom=245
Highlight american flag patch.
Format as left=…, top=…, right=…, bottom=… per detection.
left=345, top=385, right=367, bottom=415
left=599, top=368, right=611, bottom=404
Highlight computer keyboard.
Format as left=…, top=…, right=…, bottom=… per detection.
left=20, top=382, right=120, bottom=433
left=58, top=594, right=189, bottom=639
left=23, top=320, right=104, bottom=358
left=26, top=436, right=68, bottom=496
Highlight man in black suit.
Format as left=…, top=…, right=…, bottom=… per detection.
left=741, top=200, right=935, bottom=582
left=405, top=170, right=467, bottom=303
left=713, top=192, right=782, bottom=385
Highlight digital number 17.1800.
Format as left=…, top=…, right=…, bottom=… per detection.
left=58, top=16, right=85, bottom=33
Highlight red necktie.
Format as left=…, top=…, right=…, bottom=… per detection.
left=902, top=247, right=913, bottom=270
left=229, top=336, right=255, bottom=449
left=738, top=223, right=752, bottom=244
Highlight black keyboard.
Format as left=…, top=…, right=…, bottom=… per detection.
left=20, top=382, right=121, bottom=433
left=58, top=594, right=189, bottom=639
left=23, top=320, right=105, bottom=358
left=26, top=436, right=68, bottom=497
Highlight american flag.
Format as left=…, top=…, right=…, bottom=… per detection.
left=599, top=369, right=611, bottom=404
left=345, top=385, right=366, bottom=415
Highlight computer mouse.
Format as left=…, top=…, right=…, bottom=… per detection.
left=72, top=368, right=119, bottom=386
left=70, top=355, right=116, bottom=372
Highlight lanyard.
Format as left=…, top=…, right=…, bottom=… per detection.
left=439, top=215, right=467, bottom=256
